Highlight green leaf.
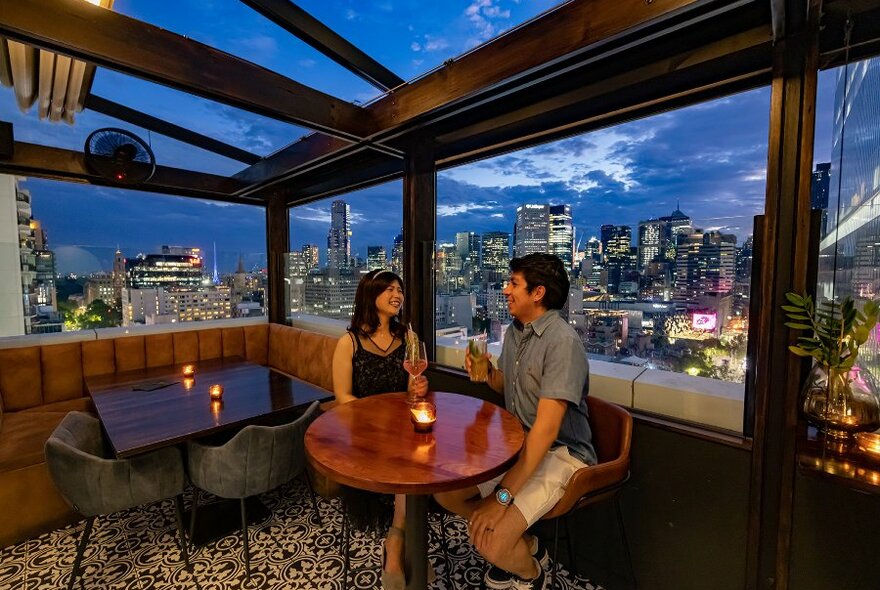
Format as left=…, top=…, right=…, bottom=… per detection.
left=789, top=346, right=814, bottom=357
left=785, top=292, right=805, bottom=306
left=785, top=314, right=811, bottom=321
left=782, top=305, right=806, bottom=313
left=785, top=322, right=813, bottom=330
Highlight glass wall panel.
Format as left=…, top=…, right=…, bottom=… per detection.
left=815, top=55, right=880, bottom=383
left=0, top=177, right=267, bottom=337
left=286, top=181, right=403, bottom=325
left=435, top=87, right=772, bottom=431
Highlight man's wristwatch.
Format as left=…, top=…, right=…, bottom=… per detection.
left=495, top=485, right=514, bottom=507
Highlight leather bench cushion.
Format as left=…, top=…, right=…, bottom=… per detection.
left=269, top=324, right=301, bottom=376
left=114, top=336, right=146, bottom=373
left=295, top=330, right=337, bottom=391
left=19, top=398, right=93, bottom=415
left=244, top=324, right=269, bottom=365
left=0, top=462, right=77, bottom=548
left=145, top=333, right=174, bottom=368
left=173, top=331, right=199, bottom=364
left=0, top=411, right=71, bottom=472
left=0, top=347, right=42, bottom=411
left=41, top=343, right=83, bottom=404
left=82, top=340, right=115, bottom=377
left=221, top=327, right=246, bottom=359
left=199, top=329, right=222, bottom=360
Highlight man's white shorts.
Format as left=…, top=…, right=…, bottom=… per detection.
left=476, top=446, right=588, bottom=527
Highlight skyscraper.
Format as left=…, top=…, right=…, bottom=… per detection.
left=600, top=224, right=634, bottom=294
left=637, top=218, right=668, bottom=269
left=367, top=246, right=387, bottom=270
left=674, top=230, right=736, bottom=301
left=514, top=204, right=549, bottom=257
left=112, top=247, right=126, bottom=300
left=481, top=231, right=511, bottom=283
left=391, top=233, right=404, bottom=277
left=549, top=205, right=574, bottom=270
left=660, top=205, right=693, bottom=262
left=327, top=200, right=352, bottom=270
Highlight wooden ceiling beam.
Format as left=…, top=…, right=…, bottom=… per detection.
left=240, top=0, right=404, bottom=91
left=0, top=0, right=371, bottom=140
left=1, top=142, right=261, bottom=205
left=85, top=95, right=262, bottom=165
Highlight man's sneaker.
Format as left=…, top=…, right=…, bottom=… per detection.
left=484, top=564, right=515, bottom=589
left=509, top=558, right=548, bottom=590
left=528, top=535, right=551, bottom=571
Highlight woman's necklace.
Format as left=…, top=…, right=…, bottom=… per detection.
left=367, top=331, right=396, bottom=353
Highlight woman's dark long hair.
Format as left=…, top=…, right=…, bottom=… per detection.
left=349, top=269, right=407, bottom=339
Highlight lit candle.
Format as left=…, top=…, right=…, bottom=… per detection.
left=182, top=364, right=195, bottom=378
left=209, top=384, right=223, bottom=400
left=410, top=401, right=436, bottom=433
left=856, top=432, right=880, bottom=458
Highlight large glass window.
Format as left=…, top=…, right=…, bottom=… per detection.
left=0, top=176, right=267, bottom=337
left=435, top=87, right=772, bottom=431
left=814, top=55, right=880, bottom=382
left=287, top=181, right=403, bottom=324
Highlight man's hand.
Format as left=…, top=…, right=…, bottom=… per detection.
left=468, top=495, right=507, bottom=550
left=464, top=351, right=493, bottom=378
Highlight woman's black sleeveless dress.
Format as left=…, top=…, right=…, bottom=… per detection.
left=342, top=332, right=409, bottom=530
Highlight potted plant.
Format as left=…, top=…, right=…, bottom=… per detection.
left=783, top=293, right=880, bottom=439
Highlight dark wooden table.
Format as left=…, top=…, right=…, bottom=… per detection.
left=87, top=357, right=331, bottom=458
left=305, top=391, right=525, bottom=590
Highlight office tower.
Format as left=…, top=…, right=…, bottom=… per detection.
left=391, top=233, right=404, bottom=277
left=123, top=286, right=232, bottom=325
left=455, top=232, right=480, bottom=263
left=85, top=274, right=116, bottom=305
left=302, top=268, right=362, bottom=320
left=660, top=205, right=693, bottom=261
left=436, top=293, right=475, bottom=331
left=0, top=176, right=40, bottom=336
left=549, top=205, right=574, bottom=270
left=599, top=224, right=633, bottom=294
left=288, top=245, right=319, bottom=314
left=811, top=162, right=831, bottom=238
left=638, top=218, right=672, bottom=269
left=436, top=244, right=464, bottom=293
left=674, top=230, right=737, bottom=301
left=327, top=200, right=352, bottom=270
left=481, top=231, right=511, bottom=283
left=127, top=253, right=203, bottom=289
left=112, top=248, right=126, bottom=299
left=161, top=245, right=202, bottom=257
left=514, top=204, right=550, bottom=257
left=367, top=246, right=387, bottom=270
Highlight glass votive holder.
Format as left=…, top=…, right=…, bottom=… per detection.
left=410, top=401, right=436, bottom=433
left=182, top=364, right=195, bottom=378
left=209, top=384, right=224, bottom=400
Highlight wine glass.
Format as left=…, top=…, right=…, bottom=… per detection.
left=404, top=340, right=428, bottom=404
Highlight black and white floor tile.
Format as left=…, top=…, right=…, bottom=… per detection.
left=0, top=480, right=604, bottom=590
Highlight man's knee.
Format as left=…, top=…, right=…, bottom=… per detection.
left=433, top=488, right=476, bottom=516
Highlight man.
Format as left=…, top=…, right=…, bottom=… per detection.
left=436, top=252, right=596, bottom=590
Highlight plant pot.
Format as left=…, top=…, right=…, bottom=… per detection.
left=802, top=365, right=880, bottom=439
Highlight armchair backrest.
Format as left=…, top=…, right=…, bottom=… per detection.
left=187, top=400, right=321, bottom=498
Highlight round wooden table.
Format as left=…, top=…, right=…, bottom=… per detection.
left=305, top=391, right=525, bottom=590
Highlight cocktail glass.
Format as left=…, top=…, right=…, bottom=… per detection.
left=468, top=337, right=489, bottom=382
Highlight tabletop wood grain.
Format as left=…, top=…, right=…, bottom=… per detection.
left=305, top=391, right=525, bottom=495
left=87, top=358, right=331, bottom=458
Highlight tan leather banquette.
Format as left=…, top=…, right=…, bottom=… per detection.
left=0, top=322, right=336, bottom=548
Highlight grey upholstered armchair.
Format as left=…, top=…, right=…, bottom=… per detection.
left=44, top=411, right=189, bottom=590
left=186, top=400, right=321, bottom=578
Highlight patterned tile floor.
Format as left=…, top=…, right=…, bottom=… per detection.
left=0, top=480, right=603, bottom=589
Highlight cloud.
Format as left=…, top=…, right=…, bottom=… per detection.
left=345, top=9, right=357, bottom=20
left=437, top=202, right=501, bottom=217
left=298, top=59, right=316, bottom=68
left=464, top=0, right=512, bottom=43
left=232, top=35, right=278, bottom=56
left=424, top=35, right=449, bottom=52
left=411, top=42, right=422, bottom=52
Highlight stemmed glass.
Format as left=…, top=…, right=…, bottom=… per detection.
left=404, top=340, right=428, bottom=404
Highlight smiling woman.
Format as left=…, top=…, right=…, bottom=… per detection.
left=433, top=85, right=771, bottom=433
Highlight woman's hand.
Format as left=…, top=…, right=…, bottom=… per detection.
left=408, top=375, right=429, bottom=398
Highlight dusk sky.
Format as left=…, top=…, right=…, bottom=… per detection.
left=1, top=1, right=838, bottom=274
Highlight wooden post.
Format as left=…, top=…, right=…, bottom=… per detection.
left=402, top=137, right=436, bottom=359
left=746, top=2, right=819, bottom=589
left=266, top=192, right=290, bottom=325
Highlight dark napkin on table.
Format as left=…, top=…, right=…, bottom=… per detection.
left=132, top=380, right=180, bottom=392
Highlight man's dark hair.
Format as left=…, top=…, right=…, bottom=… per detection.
left=509, top=253, right=570, bottom=310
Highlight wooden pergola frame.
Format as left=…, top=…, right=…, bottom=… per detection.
left=2, top=1, right=880, bottom=588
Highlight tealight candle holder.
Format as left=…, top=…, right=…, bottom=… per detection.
left=410, top=401, right=436, bottom=433
left=182, top=364, right=195, bottom=378
left=209, top=384, right=224, bottom=401
left=856, top=431, right=880, bottom=459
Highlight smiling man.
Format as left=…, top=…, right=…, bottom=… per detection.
left=436, top=252, right=596, bottom=590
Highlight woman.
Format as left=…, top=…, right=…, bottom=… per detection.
left=331, top=268, right=428, bottom=590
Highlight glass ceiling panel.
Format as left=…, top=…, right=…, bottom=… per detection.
left=297, top=0, right=567, bottom=87
left=91, top=69, right=306, bottom=159
left=0, top=83, right=246, bottom=177
left=111, top=0, right=376, bottom=104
